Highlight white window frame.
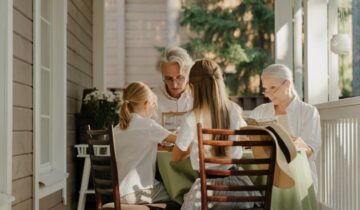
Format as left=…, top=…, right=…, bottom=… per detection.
left=33, top=0, right=67, bottom=209
left=0, top=0, right=15, bottom=209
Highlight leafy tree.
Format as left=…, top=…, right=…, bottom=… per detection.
left=180, top=0, right=274, bottom=96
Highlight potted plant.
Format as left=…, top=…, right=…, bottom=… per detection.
left=77, top=89, right=122, bottom=143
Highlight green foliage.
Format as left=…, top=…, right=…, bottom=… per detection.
left=180, top=0, right=274, bottom=95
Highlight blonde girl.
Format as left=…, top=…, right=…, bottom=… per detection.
left=114, top=81, right=175, bottom=204
left=172, top=59, right=260, bottom=210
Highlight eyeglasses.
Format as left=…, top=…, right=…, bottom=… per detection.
left=262, top=80, right=286, bottom=96
left=163, top=76, right=186, bottom=85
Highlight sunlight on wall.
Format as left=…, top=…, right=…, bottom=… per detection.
left=276, top=24, right=290, bottom=61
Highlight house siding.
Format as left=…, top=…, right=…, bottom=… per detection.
left=106, top=0, right=188, bottom=89
left=12, top=0, right=93, bottom=209
left=12, top=0, right=34, bottom=209
left=64, top=0, right=93, bottom=209
left=124, top=0, right=167, bottom=87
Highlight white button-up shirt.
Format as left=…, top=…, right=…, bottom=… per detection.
left=152, top=85, right=193, bottom=124
left=113, top=113, right=171, bottom=195
left=249, top=97, right=321, bottom=191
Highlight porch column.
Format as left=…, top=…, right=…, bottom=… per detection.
left=274, top=0, right=293, bottom=69
left=167, top=0, right=181, bottom=46
left=304, top=0, right=328, bottom=104
left=93, top=0, right=106, bottom=91
left=104, top=0, right=125, bottom=89
left=294, top=0, right=303, bottom=98
left=0, top=0, right=14, bottom=209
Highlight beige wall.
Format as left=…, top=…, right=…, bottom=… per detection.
left=65, top=0, right=94, bottom=209
left=124, top=0, right=167, bottom=87
left=123, top=0, right=167, bottom=87
left=106, top=0, right=191, bottom=89
left=12, top=0, right=93, bottom=209
left=12, top=0, right=34, bottom=209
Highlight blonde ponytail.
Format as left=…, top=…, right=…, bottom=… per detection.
left=119, top=101, right=132, bottom=129
left=118, top=82, right=156, bottom=130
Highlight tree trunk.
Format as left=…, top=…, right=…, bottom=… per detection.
left=352, top=1, right=360, bottom=96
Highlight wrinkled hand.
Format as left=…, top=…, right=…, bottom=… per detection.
left=292, top=136, right=313, bottom=157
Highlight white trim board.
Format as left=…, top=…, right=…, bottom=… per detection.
left=304, top=0, right=328, bottom=104
left=0, top=0, right=14, bottom=209
left=274, top=0, right=293, bottom=69
left=93, top=0, right=106, bottom=90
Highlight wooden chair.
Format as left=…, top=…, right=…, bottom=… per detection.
left=86, top=126, right=180, bottom=210
left=86, top=126, right=121, bottom=210
left=196, top=123, right=276, bottom=210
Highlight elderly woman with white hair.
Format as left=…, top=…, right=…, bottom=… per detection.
left=249, top=64, right=321, bottom=191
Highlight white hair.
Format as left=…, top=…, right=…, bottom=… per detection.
left=156, top=46, right=193, bottom=76
left=261, top=64, right=298, bottom=97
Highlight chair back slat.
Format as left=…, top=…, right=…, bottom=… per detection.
left=205, top=169, right=270, bottom=176
left=207, top=185, right=268, bottom=191
left=87, top=126, right=121, bottom=210
left=88, top=139, right=111, bottom=145
left=204, top=157, right=270, bottom=165
left=207, top=195, right=266, bottom=202
left=94, top=178, right=113, bottom=186
left=92, top=165, right=112, bottom=171
left=201, top=128, right=270, bottom=135
left=203, top=140, right=274, bottom=147
left=91, top=156, right=111, bottom=162
left=197, top=123, right=276, bottom=210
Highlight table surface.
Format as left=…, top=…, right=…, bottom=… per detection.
left=157, top=150, right=318, bottom=210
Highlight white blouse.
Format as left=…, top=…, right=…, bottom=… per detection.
left=175, top=102, right=247, bottom=171
left=249, top=97, right=321, bottom=190
left=152, top=85, right=193, bottom=124
left=113, top=113, right=171, bottom=195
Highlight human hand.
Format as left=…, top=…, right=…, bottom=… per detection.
left=292, top=136, right=313, bottom=157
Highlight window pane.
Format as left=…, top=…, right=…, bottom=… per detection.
left=40, top=117, right=50, bottom=164
left=41, top=20, right=50, bottom=68
left=353, top=1, right=360, bottom=96
left=336, top=0, right=354, bottom=98
left=41, top=69, right=50, bottom=115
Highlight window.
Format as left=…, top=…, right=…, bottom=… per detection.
left=0, top=0, right=14, bottom=207
left=328, top=0, right=358, bottom=100
left=39, top=0, right=52, bottom=175
left=33, top=0, right=67, bottom=207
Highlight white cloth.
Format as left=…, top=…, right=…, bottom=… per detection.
left=249, top=97, right=321, bottom=191
left=120, top=183, right=169, bottom=204
left=152, top=85, right=193, bottom=124
left=175, top=102, right=247, bottom=171
left=113, top=113, right=171, bottom=195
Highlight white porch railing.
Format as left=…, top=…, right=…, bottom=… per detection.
left=316, top=97, right=360, bottom=210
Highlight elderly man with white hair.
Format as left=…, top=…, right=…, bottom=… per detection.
left=152, top=47, right=194, bottom=125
